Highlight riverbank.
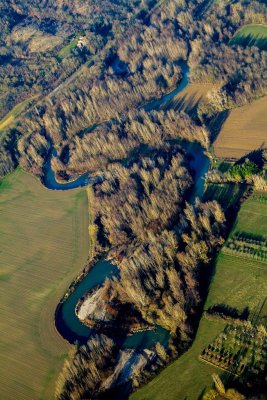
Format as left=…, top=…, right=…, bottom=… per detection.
left=53, top=139, right=211, bottom=347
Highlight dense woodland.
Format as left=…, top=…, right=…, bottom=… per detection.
left=18, top=108, right=209, bottom=178
left=0, top=0, right=266, bottom=178
left=0, top=0, right=142, bottom=118
left=0, top=0, right=266, bottom=399
left=56, top=146, right=226, bottom=398
left=55, top=334, right=117, bottom=400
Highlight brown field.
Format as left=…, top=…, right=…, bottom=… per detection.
left=164, top=83, right=215, bottom=117
left=0, top=169, right=89, bottom=400
left=214, top=96, right=267, bottom=159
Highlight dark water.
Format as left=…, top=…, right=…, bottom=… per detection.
left=55, top=141, right=210, bottom=348
left=183, top=141, right=210, bottom=203
left=55, top=260, right=118, bottom=343
left=52, top=64, right=210, bottom=349
left=43, top=148, right=93, bottom=190
left=144, top=61, right=189, bottom=111
left=43, top=62, right=189, bottom=191
left=55, top=258, right=170, bottom=348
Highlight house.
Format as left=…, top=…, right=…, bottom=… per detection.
left=77, top=36, right=87, bottom=49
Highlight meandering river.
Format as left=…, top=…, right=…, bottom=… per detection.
left=43, top=64, right=210, bottom=348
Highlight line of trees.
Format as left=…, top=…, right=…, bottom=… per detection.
left=55, top=334, right=117, bottom=400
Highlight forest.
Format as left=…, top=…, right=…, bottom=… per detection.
left=0, top=0, right=266, bottom=399
left=0, top=0, right=266, bottom=179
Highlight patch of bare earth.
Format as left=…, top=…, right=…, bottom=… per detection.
left=214, top=96, right=267, bottom=159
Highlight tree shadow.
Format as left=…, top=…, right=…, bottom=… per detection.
left=231, top=32, right=267, bottom=51
left=197, top=387, right=206, bottom=400
left=208, top=110, right=230, bottom=144
left=237, top=145, right=266, bottom=169
left=207, top=304, right=250, bottom=320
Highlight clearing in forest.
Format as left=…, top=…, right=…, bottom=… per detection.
left=230, top=24, right=267, bottom=51
left=163, top=83, right=215, bottom=118
left=0, top=169, right=89, bottom=400
left=214, top=95, right=267, bottom=159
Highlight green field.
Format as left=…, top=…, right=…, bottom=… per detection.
left=203, top=183, right=246, bottom=212
left=231, top=195, right=267, bottom=237
left=0, top=169, right=89, bottom=400
left=131, top=193, right=267, bottom=400
left=58, top=38, right=79, bottom=59
left=131, top=318, right=226, bottom=400
left=230, top=24, right=267, bottom=51
left=206, top=253, right=267, bottom=315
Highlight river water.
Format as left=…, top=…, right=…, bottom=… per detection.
left=55, top=259, right=170, bottom=348
left=43, top=64, right=210, bottom=348
left=43, top=148, right=93, bottom=190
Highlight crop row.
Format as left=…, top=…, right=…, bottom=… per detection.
left=252, top=195, right=267, bottom=203
left=231, top=232, right=267, bottom=246
left=200, top=323, right=267, bottom=378
left=223, top=246, right=267, bottom=261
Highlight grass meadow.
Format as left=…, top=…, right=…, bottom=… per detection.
left=203, top=183, right=247, bottom=212
left=58, top=38, right=79, bottom=59
left=131, top=193, right=267, bottom=400
left=230, top=195, right=267, bottom=237
left=230, top=24, right=267, bottom=51
left=0, top=169, right=89, bottom=399
left=214, top=95, right=267, bottom=159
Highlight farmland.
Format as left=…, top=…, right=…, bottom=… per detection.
left=230, top=24, right=267, bottom=51
left=131, top=194, right=267, bottom=400
left=203, top=183, right=247, bottom=212
left=230, top=194, right=267, bottom=237
left=0, top=169, right=89, bottom=400
left=163, top=83, right=215, bottom=117
left=214, top=95, right=267, bottom=159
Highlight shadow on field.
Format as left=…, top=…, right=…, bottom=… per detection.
left=208, top=110, right=230, bottom=144
left=197, top=388, right=206, bottom=399
left=231, top=32, right=267, bottom=51
left=237, top=145, right=266, bottom=169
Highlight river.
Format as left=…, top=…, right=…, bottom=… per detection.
left=43, top=148, right=93, bottom=190
left=55, top=259, right=170, bottom=348
left=44, top=64, right=210, bottom=348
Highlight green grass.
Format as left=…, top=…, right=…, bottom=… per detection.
left=0, top=169, right=89, bottom=400
left=230, top=24, right=267, bottom=51
left=131, top=194, right=267, bottom=400
left=216, top=160, right=232, bottom=173
left=205, top=253, right=267, bottom=315
left=231, top=195, right=267, bottom=237
left=203, top=183, right=246, bottom=211
left=58, top=38, right=79, bottom=59
left=131, top=318, right=227, bottom=400
left=0, top=174, right=13, bottom=190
